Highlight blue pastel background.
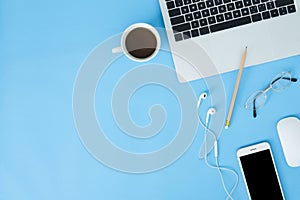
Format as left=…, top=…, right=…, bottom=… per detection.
left=1, top=0, right=300, bottom=199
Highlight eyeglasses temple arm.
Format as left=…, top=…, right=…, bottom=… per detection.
left=291, top=78, right=298, bottom=82
left=253, top=99, right=257, bottom=118
left=270, top=77, right=297, bottom=85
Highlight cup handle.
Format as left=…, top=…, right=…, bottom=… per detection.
left=112, top=46, right=123, bottom=54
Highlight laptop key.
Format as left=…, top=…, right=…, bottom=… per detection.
left=169, top=8, right=181, bottom=17
left=202, top=9, right=210, bottom=17
left=199, top=18, right=208, bottom=26
left=194, top=11, right=202, bottom=19
left=210, top=7, right=219, bottom=15
left=210, top=15, right=251, bottom=32
left=199, top=27, right=210, bottom=35
left=270, top=9, right=279, bottom=17
left=218, top=5, right=227, bottom=13
left=175, top=0, right=184, bottom=7
left=241, top=8, right=250, bottom=15
left=252, top=0, right=260, bottom=5
left=208, top=16, right=217, bottom=24
left=275, top=0, right=294, bottom=7
left=191, top=29, right=200, bottom=37
left=235, top=1, right=243, bottom=9
left=216, top=14, right=225, bottom=22
left=250, top=5, right=258, bottom=13
left=181, top=6, right=189, bottom=14
left=224, top=12, right=233, bottom=20
left=167, top=1, right=176, bottom=9
left=258, top=4, right=267, bottom=12
left=198, top=2, right=206, bottom=9
left=174, top=33, right=183, bottom=41
left=206, top=0, right=215, bottom=8
left=287, top=5, right=296, bottom=13
left=214, top=0, right=223, bottom=6
left=171, top=16, right=185, bottom=25
left=189, top=4, right=198, bottom=11
left=279, top=7, right=287, bottom=15
left=185, top=13, right=194, bottom=21
left=262, top=11, right=271, bottom=19
left=227, top=3, right=235, bottom=11
left=173, top=22, right=191, bottom=32
left=223, top=0, right=231, bottom=3
left=183, top=31, right=191, bottom=39
left=233, top=10, right=242, bottom=18
left=243, top=0, right=252, bottom=7
left=266, top=1, right=275, bottom=9
left=251, top=13, right=262, bottom=22
left=183, top=0, right=192, bottom=5
left=191, top=20, right=200, bottom=28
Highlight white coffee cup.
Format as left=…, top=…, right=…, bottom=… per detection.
left=112, top=23, right=161, bottom=62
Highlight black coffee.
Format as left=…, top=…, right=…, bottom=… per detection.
left=125, top=28, right=157, bottom=59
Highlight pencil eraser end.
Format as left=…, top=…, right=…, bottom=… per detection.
left=225, top=120, right=230, bottom=129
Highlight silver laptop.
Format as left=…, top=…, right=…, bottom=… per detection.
left=159, top=0, right=300, bottom=82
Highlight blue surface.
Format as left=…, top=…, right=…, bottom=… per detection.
left=1, top=0, right=300, bottom=199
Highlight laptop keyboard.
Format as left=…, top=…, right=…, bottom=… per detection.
left=165, top=0, right=297, bottom=42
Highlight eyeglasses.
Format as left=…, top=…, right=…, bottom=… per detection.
left=245, top=71, right=297, bottom=118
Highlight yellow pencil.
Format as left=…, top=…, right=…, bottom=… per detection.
left=225, top=46, right=248, bottom=129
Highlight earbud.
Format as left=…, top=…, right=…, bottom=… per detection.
left=205, top=107, right=216, bottom=127
left=208, top=107, right=216, bottom=115
left=197, top=92, right=208, bottom=108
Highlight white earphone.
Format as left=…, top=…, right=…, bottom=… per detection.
left=197, top=92, right=207, bottom=108
left=197, top=93, right=218, bottom=157
left=206, top=107, right=216, bottom=123
left=197, top=92, right=238, bottom=200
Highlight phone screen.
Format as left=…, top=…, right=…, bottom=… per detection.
left=240, top=149, right=284, bottom=200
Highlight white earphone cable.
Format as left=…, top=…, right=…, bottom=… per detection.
left=197, top=95, right=239, bottom=200
left=203, top=121, right=239, bottom=200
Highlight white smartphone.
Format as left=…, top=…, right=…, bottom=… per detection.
left=237, top=142, right=285, bottom=200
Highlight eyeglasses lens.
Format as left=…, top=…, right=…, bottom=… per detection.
left=245, top=91, right=266, bottom=110
left=271, top=72, right=292, bottom=92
